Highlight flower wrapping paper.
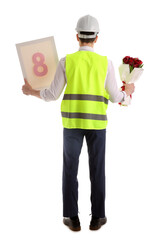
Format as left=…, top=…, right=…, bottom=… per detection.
left=119, top=64, right=144, bottom=106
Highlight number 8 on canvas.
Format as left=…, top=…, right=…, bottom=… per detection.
left=32, top=52, right=48, bottom=77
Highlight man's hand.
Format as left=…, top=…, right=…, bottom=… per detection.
left=22, top=78, right=33, bottom=95
left=123, top=83, right=135, bottom=96
left=22, top=78, right=41, bottom=98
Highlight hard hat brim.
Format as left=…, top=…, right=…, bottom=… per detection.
left=77, top=32, right=98, bottom=39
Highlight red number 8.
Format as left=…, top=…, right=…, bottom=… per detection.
left=32, top=52, right=48, bottom=77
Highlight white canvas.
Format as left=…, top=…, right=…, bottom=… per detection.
left=16, top=36, right=59, bottom=90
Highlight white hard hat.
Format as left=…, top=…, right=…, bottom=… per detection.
left=75, top=15, right=100, bottom=39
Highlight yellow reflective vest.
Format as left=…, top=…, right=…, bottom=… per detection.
left=61, top=51, right=109, bottom=129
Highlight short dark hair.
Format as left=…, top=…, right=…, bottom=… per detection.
left=79, top=31, right=97, bottom=43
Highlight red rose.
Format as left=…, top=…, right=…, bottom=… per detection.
left=123, top=56, right=130, bottom=64
left=134, top=63, right=140, bottom=68
left=128, top=57, right=134, bottom=66
left=134, top=58, right=143, bottom=68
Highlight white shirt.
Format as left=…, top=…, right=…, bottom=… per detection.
left=40, top=46, right=126, bottom=102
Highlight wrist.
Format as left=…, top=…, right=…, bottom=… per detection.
left=31, top=89, right=41, bottom=98
left=31, top=89, right=36, bottom=96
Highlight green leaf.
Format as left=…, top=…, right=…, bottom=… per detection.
left=129, top=65, right=134, bottom=73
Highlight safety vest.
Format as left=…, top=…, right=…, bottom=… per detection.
left=61, top=51, right=109, bottom=129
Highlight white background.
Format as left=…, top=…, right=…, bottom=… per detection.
left=0, top=0, right=165, bottom=239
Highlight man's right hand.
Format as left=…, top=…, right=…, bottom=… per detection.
left=22, top=78, right=41, bottom=99
left=123, top=83, right=135, bottom=96
left=22, top=78, right=34, bottom=95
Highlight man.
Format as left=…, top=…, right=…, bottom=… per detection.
left=22, top=15, right=135, bottom=231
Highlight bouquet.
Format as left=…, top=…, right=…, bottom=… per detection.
left=118, top=56, right=144, bottom=106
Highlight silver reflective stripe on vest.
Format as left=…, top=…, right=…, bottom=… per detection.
left=63, top=94, right=108, bottom=104
left=61, top=112, right=107, bottom=121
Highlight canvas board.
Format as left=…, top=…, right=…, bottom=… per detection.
left=16, top=36, right=59, bottom=90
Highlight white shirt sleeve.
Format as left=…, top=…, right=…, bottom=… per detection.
left=40, top=57, right=66, bottom=101
left=105, top=59, right=126, bottom=103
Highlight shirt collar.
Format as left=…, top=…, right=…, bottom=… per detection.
left=79, top=46, right=94, bottom=52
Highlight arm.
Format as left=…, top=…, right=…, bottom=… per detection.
left=105, top=60, right=134, bottom=103
left=40, top=58, right=66, bottom=101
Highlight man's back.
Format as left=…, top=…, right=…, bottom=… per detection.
left=61, top=50, right=109, bottom=129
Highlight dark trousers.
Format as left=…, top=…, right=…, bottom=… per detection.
left=62, top=128, right=106, bottom=218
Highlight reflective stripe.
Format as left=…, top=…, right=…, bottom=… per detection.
left=63, top=94, right=108, bottom=104
left=61, top=112, right=107, bottom=121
